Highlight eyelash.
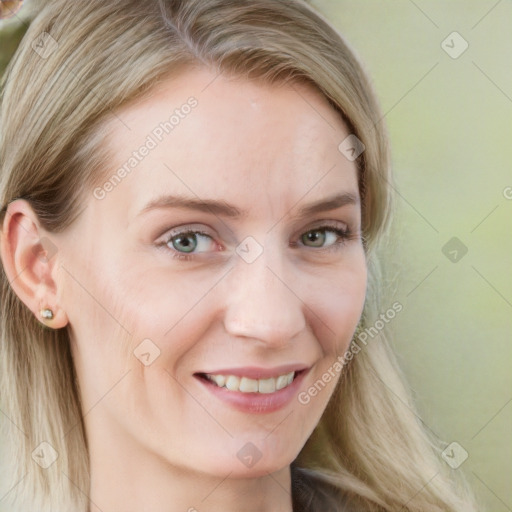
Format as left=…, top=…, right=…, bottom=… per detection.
left=157, top=224, right=355, bottom=262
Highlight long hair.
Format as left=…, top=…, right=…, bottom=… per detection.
left=0, top=1, right=480, bottom=510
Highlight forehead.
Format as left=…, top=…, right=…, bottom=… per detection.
left=96, top=67, right=359, bottom=222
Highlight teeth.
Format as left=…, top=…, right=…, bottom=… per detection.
left=205, top=371, right=295, bottom=393
left=258, top=378, right=275, bottom=393
left=275, top=374, right=289, bottom=390
left=225, top=375, right=240, bottom=391
left=210, top=374, right=226, bottom=387
left=239, top=377, right=259, bottom=392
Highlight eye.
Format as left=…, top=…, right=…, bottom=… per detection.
left=298, top=225, right=352, bottom=251
left=157, top=223, right=356, bottom=262
left=158, top=229, right=218, bottom=261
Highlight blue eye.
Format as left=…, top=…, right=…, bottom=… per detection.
left=158, top=224, right=354, bottom=262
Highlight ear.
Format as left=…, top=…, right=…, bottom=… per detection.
left=0, top=199, right=68, bottom=329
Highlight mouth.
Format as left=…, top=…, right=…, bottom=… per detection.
left=193, top=366, right=309, bottom=413
left=196, top=370, right=303, bottom=394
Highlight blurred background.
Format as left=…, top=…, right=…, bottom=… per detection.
left=1, top=1, right=511, bottom=511
left=312, top=1, right=511, bottom=511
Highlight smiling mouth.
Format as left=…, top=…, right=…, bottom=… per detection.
left=196, top=370, right=303, bottom=394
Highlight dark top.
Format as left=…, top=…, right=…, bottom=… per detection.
left=291, top=464, right=356, bottom=511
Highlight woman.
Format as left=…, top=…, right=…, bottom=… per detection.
left=0, top=0, right=481, bottom=511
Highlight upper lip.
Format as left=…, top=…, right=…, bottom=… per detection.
left=196, top=364, right=310, bottom=380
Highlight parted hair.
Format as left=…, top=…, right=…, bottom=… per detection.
left=0, top=0, right=480, bottom=510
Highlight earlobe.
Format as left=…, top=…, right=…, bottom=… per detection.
left=0, top=199, right=69, bottom=329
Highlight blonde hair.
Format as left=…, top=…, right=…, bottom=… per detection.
left=0, top=0, right=481, bottom=510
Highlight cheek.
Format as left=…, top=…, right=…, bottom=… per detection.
left=108, top=249, right=367, bottom=376
left=66, top=238, right=366, bottom=397
left=306, top=256, right=367, bottom=356
left=98, top=266, right=223, bottom=374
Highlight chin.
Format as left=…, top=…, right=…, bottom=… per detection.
left=217, top=459, right=292, bottom=479
left=195, top=444, right=298, bottom=479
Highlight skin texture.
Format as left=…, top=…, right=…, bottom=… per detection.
left=1, top=67, right=367, bottom=512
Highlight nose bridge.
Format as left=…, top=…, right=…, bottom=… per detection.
left=223, top=243, right=306, bottom=346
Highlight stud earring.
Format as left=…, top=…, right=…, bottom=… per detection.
left=40, top=308, right=54, bottom=320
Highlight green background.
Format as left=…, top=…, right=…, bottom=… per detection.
left=312, top=1, right=511, bottom=510
left=1, top=1, right=511, bottom=511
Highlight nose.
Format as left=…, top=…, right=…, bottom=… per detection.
left=222, top=245, right=307, bottom=348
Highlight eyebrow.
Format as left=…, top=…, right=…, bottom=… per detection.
left=137, top=192, right=359, bottom=219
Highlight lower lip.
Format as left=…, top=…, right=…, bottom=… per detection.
left=195, top=370, right=309, bottom=414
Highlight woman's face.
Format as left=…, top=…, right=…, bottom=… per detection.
left=54, top=67, right=367, bottom=478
